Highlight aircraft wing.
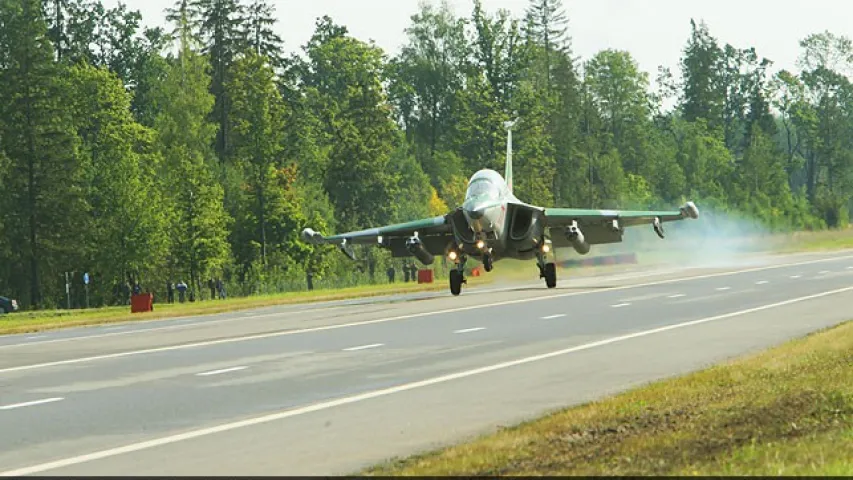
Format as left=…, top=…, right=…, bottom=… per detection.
left=542, top=201, right=699, bottom=247
left=301, top=215, right=453, bottom=260
left=543, top=201, right=699, bottom=228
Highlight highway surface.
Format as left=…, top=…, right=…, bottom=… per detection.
left=2, top=250, right=853, bottom=476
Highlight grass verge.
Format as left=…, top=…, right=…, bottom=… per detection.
left=0, top=278, right=490, bottom=335
left=771, top=227, right=853, bottom=253
left=362, top=320, right=853, bottom=476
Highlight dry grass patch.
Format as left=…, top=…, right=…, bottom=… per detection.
left=363, top=320, right=853, bottom=476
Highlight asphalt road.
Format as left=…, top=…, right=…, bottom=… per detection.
left=2, top=250, right=853, bottom=476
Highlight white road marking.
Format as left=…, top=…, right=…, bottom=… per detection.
left=0, top=304, right=353, bottom=351
left=195, top=366, right=247, bottom=377
left=0, top=397, right=64, bottom=411
left=25, top=335, right=45, bottom=340
left=819, top=270, right=830, bottom=274
left=343, top=343, right=384, bottom=352
left=756, top=281, right=769, bottom=285
left=454, top=327, right=485, bottom=334
left=6, top=285, right=853, bottom=476
left=667, top=294, right=686, bottom=299
left=4, top=253, right=853, bottom=351
left=4, top=255, right=853, bottom=375
left=541, top=314, right=566, bottom=320
left=716, top=287, right=731, bottom=291
left=611, top=303, right=631, bottom=308
left=791, top=275, right=801, bottom=279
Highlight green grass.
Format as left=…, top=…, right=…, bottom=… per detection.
left=0, top=278, right=491, bottom=335
left=770, top=227, right=853, bottom=253
left=362, top=320, right=853, bottom=476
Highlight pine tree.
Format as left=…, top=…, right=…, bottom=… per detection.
left=524, top=0, right=569, bottom=90
left=0, top=0, right=84, bottom=307
left=153, top=16, right=231, bottom=298
left=243, top=0, right=283, bottom=68
left=188, top=0, right=246, bottom=162
left=679, top=19, right=725, bottom=129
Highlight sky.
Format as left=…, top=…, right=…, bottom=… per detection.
left=104, top=0, right=853, bottom=82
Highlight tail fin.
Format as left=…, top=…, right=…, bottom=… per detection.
left=504, top=119, right=517, bottom=194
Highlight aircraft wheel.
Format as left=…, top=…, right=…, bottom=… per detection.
left=450, top=270, right=463, bottom=296
left=483, top=254, right=493, bottom=272
left=544, top=262, right=557, bottom=288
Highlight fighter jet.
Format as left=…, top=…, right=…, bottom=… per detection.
left=302, top=119, right=700, bottom=296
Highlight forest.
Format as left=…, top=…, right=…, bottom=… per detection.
left=0, top=0, right=851, bottom=310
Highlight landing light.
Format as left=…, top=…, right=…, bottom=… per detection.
left=476, top=240, right=485, bottom=249
left=448, top=251, right=458, bottom=261
left=542, top=244, right=551, bottom=253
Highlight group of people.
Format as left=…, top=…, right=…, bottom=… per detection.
left=164, top=279, right=226, bottom=303
left=386, top=262, right=420, bottom=283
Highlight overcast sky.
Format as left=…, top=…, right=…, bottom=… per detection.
left=104, top=0, right=852, bottom=80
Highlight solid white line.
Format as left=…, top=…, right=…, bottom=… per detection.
left=454, top=327, right=485, bottom=334
left=716, top=287, right=731, bottom=291
left=791, top=275, right=801, bottom=279
left=343, top=343, right=383, bottom=351
left=5, top=285, right=853, bottom=476
left=0, top=397, right=64, bottom=411
left=195, top=366, right=247, bottom=377
left=756, top=281, right=769, bottom=285
left=667, top=294, right=686, bottom=299
left=25, top=335, right=45, bottom=340
left=4, top=254, right=853, bottom=375
left=611, top=303, right=631, bottom=308
left=541, top=314, right=566, bottom=320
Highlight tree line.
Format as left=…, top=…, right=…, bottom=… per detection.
left=0, top=0, right=850, bottom=309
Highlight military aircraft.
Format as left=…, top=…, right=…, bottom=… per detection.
left=301, top=119, right=700, bottom=296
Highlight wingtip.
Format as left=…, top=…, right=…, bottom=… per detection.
left=681, top=201, right=699, bottom=219
left=301, top=228, right=324, bottom=244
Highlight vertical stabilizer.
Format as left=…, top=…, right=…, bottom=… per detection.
left=503, top=119, right=517, bottom=194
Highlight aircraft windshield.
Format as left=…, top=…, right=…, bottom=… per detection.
left=466, top=179, right=499, bottom=201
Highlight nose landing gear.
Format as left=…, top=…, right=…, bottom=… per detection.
left=449, top=253, right=468, bottom=296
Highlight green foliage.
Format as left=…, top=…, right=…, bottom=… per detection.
left=302, top=22, right=401, bottom=231
left=68, top=63, right=170, bottom=304
left=152, top=32, right=231, bottom=296
left=0, top=0, right=85, bottom=308
left=1, top=0, right=851, bottom=309
left=227, top=51, right=293, bottom=270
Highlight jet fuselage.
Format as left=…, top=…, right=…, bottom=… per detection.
left=450, top=169, right=547, bottom=262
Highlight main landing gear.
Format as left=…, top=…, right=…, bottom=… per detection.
left=537, top=250, right=557, bottom=289
left=482, top=252, right=494, bottom=272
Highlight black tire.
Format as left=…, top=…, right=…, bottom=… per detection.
left=483, top=255, right=493, bottom=272
left=545, top=262, right=557, bottom=288
left=450, top=270, right=463, bottom=296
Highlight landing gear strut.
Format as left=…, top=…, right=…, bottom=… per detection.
left=449, top=254, right=468, bottom=296
left=537, top=251, right=557, bottom=289
left=482, top=252, right=493, bottom=272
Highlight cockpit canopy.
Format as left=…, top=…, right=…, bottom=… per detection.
left=466, top=176, right=500, bottom=202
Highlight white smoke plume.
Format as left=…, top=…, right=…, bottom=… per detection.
left=588, top=205, right=777, bottom=269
